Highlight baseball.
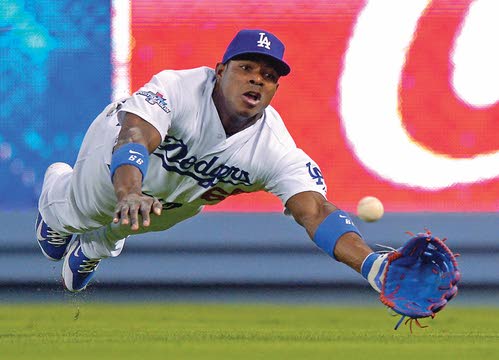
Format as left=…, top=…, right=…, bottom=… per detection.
left=356, top=196, right=384, bottom=222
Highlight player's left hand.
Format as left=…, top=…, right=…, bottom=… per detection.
left=113, top=193, right=163, bottom=231
left=379, top=231, right=460, bottom=330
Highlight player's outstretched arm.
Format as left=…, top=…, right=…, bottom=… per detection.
left=285, top=191, right=373, bottom=272
left=286, top=192, right=461, bottom=329
left=111, top=112, right=163, bottom=231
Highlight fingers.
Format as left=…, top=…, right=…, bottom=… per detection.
left=115, top=202, right=136, bottom=229
left=113, top=203, right=130, bottom=226
left=153, top=199, right=163, bottom=216
left=140, top=198, right=163, bottom=227
left=113, top=196, right=162, bottom=230
left=113, top=209, right=121, bottom=224
left=129, top=203, right=140, bottom=231
left=140, top=202, right=151, bottom=227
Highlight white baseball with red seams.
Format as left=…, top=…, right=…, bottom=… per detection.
left=356, top=196, right=384, bottom=222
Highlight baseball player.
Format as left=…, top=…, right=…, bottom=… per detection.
left=36, top=29, right=385, bottom=294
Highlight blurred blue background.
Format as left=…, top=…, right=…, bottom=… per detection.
left=0, top=0, right=110, bottom=209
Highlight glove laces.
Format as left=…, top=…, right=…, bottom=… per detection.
left=375, top=244, right=397, bottom=253
left=394, top=315, right=430, bottom=333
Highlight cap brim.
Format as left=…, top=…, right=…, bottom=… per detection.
left=224, top=51, right=291, bottom=76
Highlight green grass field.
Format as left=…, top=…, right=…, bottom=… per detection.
left=1, top=303, right=498, bottom=359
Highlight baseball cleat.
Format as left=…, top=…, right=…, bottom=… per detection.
left=35, top=212, right=73, bottom=261
left=62, top=237, right=101, bottom=292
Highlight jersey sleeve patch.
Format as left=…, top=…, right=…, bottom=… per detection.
left=136, top=90, right=171, bottom=114
left=265, top=150, right=327, bottom=206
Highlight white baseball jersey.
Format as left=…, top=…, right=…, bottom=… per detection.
left=40, top=67, right=326, bottom=235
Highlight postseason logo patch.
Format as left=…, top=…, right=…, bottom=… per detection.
left=137, top=90, right=171, bottom=113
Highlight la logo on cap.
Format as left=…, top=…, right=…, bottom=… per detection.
left=257, top=32, right=271, bottom=50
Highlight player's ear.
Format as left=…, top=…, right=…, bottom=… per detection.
left=215, top=62, right=226, bottom=79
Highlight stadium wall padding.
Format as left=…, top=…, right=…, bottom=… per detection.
left=1, top=211, right=497, bottom=289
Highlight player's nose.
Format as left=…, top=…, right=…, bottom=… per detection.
left=249, top=77, right=263, bottom=86
left=248, top=69, right=264, bottom=86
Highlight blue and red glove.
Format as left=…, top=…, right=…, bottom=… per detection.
left=362, top=231, right=460, bottom=330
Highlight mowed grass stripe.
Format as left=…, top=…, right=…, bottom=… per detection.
left=0, top=304, right=498, bottom=359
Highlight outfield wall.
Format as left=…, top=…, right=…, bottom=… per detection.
left=1, top=211, right=497, bottom=293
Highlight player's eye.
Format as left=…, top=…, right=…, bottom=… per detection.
left=264, top=73, right=278, bottom=83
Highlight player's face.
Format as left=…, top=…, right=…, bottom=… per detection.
left=215, top=57, right=280, bottom=120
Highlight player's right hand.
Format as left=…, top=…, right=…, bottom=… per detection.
left=113, top=193, right=162, bottom=231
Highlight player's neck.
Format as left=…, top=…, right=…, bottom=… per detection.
left=221, top=115, right=260, bottom=137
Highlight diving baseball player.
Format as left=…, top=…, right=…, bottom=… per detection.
left=37, top=29, right=452, bottom=322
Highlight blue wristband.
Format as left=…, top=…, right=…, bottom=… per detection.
left=360, top=253, right=380, bottom=279
left=313, top=210, right=362, bottom=261
left=110, top=143, right=149, bottom=181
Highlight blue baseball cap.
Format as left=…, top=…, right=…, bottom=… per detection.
left=222, top=29, right=291, bottom=76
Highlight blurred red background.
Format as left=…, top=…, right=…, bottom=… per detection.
left=131, top=0, right=498, bottom=212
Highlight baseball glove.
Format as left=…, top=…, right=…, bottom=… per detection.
left=380, top=231, right=460, bottom=331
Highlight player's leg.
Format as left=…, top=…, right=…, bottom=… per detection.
left=36, top=162, right=75, bottom=261
left=61, top=217, right=178, bottom=292
left=36, top=102, right=122, bottom=261
left=62, top=224, right=128, bottom=292
left=60, top=206, right=203, bottom=292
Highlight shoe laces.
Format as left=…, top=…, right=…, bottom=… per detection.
left=46, top=228, right=70, bottom=247
left=78, top=258, right=101, bottom=274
